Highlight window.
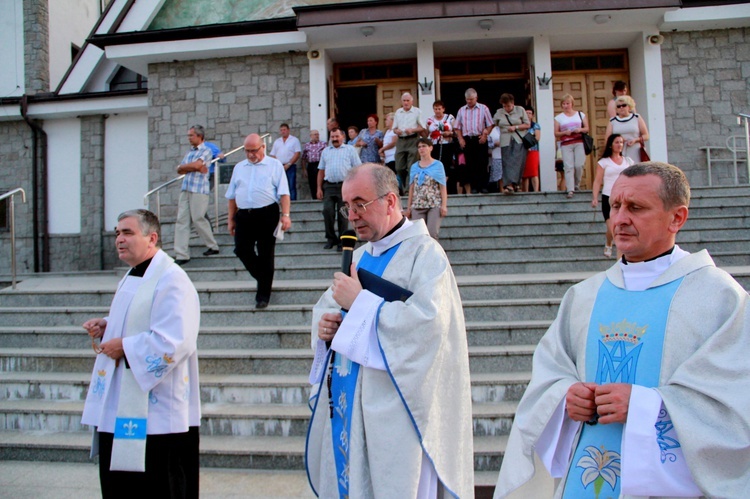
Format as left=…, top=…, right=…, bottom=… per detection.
left=109, top=66, right=148, bottom=91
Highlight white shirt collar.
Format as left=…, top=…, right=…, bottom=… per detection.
left=619, top=244, right=690, bottom=291
left=369, top=218, right=414, bottom=257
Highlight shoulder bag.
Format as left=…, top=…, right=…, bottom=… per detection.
left=506, top=115, right=537, bottom=150
left=578, top=111, right=594, bottom=155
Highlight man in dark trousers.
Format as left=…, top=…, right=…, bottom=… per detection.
left=226, top=133, right=292, bottom=308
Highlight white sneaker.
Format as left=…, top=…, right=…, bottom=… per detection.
left=604, top=246, right=613, bottom=258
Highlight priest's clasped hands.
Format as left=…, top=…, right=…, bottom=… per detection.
left=566, top=382, right=632, bottom=425
left=83, top=317, right=125, bottom=360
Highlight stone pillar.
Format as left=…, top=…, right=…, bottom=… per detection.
left=23, top=0, right=50, bottom=94
left=80, top=115, right=106, bottom=270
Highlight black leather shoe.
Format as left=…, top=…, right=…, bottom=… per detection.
left=175, top=259, right=189, bottom=265
left=255, top=300, right=269, bottom=309
left=203, top=248, right=220, bottom=256
left=337, top=244, right=343, bottom=252
left=323, top=242, right=335, bottom=249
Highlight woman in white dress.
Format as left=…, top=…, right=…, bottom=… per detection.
left=605, top=95, right=650, bottom=165
left=591, top=133, right=634, bottom=258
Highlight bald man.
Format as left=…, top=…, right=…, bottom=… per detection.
left=226, top=134, right=292, bottom=308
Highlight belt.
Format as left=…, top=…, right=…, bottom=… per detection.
left=324, top=180, right=343, bottom=185
left=398, top=134, right=418, bottom=139
left=237, top=204, right=277, bottom=213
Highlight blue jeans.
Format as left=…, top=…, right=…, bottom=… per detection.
left=285, top=164, right=297, bottom=200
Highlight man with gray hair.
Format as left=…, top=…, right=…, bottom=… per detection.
left=81, top=209, right=201, bottom=496
left=454, top=88, right=494, bottom=193
left=306, top=163, right=474, bottom=497
left=495, top=162, right=750, bottom=498
left=391, top=92, right=425, bottom=191
left=174, top=125, right=220, bottom=265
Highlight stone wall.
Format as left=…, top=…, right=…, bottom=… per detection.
left=77, top=116, right=106, bottom=270
left=0, top=121, right=35, bottom=275
left=662, top=27, right=750, bottom=187
left=23, top=0, right=50, bottom=94
left=147, top=51, right=311, bottom=220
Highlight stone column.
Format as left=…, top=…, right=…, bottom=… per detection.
left=23, top=0, right=50, bottom=94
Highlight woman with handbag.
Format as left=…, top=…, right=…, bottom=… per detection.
left=493, top=93, right=530, bottom=194
left=591, top=133, right=634, bottom=259
left=605, top=95, right=650, bottom=165
left=554, top=94, right=590, bottom=198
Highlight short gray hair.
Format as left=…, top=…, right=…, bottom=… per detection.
left=465, top=88, right=477, bottom=98
left=620, top=162, right=690, bottom=209
left=118, top=209, right=162, bottom=247
left=189, top=125, right=205, bottom=139
left=345, top=163, right=399, bottom=198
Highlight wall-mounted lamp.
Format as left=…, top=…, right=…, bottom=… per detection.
left=361, top=26, right=375, bottom=37
left=478, top=19, right=494, bottom=31
left=593, top=14, right=611, bottom=25
left=417, top=77, right=433, bottom=95
left=536, top=72, right=552, bottom=89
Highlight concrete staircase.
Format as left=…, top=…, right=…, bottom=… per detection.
left=1, top=186, right=749, bottom=492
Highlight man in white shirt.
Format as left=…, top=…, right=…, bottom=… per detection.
left=226, top=133, right=292, bottom=308
left=495, top=162, right=750, bottom=498
left=269, top=123, right=302, bottom=200
left=392, top=93, right=425, bottom=192
left=81, top=209, right=201, bottom=497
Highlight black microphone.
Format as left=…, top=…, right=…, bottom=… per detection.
left=340, top=230, right=357, bottom=275
left=327, top=230, right=357, bottom=351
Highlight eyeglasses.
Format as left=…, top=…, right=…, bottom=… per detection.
left=616, top=104, right=629, bottom=109
left=245, top=145, right=264, bottom=154
left=339, top=194, right=387, bottom=217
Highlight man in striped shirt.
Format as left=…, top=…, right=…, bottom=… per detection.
left=302, top=130, right=326, bottom=200
left=174, top=125, right=220, bottom=265
left=454, top=88, right=494, bottom=194
left=317, top=128, right=362, bottom=250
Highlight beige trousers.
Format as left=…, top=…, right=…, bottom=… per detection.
left=174, top=191, right=218, bottom=260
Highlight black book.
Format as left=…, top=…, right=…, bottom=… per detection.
left=357, top=268, right=413, bottom=302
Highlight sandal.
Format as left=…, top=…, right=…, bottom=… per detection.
left=503, top=186, right=514, bottom=195
left=566, top=191, right=574, bottom=199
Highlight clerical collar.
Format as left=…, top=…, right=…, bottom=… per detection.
left=618, top=245, right=690, bottom=291
left=621, top=246, right=675, bottom=265
left=370, top=217, right=411, bottom=257
left=129, top=257, right=153, bottom=277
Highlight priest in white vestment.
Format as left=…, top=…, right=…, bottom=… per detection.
left=495, top=162, right=750, bottom=498
left=81, top=209, right=201, bottom=498
left=305, top=163, right=474, bottom=498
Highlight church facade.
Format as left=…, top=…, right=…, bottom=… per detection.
left=1, top=0, right=749, bottom=272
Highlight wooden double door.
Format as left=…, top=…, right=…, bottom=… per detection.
left=552, top=72, right=628, bottom=189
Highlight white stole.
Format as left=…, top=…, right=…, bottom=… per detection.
left=109, top=255, right=173, bottom=472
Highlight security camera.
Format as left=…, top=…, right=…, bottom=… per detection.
left=307, top=50, right=320, bottom=60
left=648, top=34, right=664, bottom=45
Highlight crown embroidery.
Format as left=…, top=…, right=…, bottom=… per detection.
left=163, top=354, right=174, bottom=364
left=97, top=369, right=106, bottom=376
left=599, top=319, right=648, bottom=345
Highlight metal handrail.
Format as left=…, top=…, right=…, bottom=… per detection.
left=0, top=188, right=27, bottom=289
left=144, top=134, right=271, bottom=231
left=737, top=113, right=750, bottom=183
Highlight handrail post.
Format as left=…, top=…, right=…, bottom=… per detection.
left=156, top=191, right=161, bottom=221
left=10, top=195, right=17, bottom=289
left=214, top=164, right=220, bottom=233
left=1, top=188, right=27, bottom=290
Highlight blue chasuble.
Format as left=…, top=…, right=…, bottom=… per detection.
left=562, top=277, right=683, bottom=499
left=330, top=243, right=401, bottom=499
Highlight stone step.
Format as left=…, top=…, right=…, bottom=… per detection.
left=0, top=371, right=531, bottom=405
left=0, top=345, right=535, bottom=375
left=0, top=320, right=550, bottom=350
left=0, top=429, right=507, bottom=471
left=175, top=237, right=750, bottom=269
left=0, top=398, right=517, bottom=438
left=0, top=297, right=563, bottom=327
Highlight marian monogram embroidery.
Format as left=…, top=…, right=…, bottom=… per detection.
left=92, top=369, right=107, bottom=399
left=145, top=353, right=174, bottom=378
left=655, top=407, right=681, bottom=463
left=596, top=319, right=648, bottom=384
